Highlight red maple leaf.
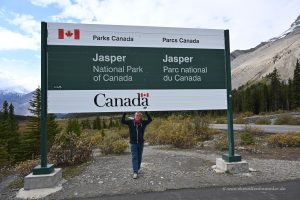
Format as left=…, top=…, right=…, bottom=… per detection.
left=65, top=30, right=73, bottom=38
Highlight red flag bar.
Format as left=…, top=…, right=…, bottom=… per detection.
left=74, top=29, right=80, bottom=39
left=58, top=29, right=64, bottom=39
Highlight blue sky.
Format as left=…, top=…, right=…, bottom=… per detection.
left=0, top=0, right=299, bottom=92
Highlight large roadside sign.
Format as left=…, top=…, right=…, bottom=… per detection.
left=34, top=23, right=238, bottom=175
left=46, top=23, right=229, bottom=113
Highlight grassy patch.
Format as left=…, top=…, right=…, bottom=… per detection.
left=234, top=116, right=246, bottom=124
left=240, top=132, right=255, bottom=145
left=239, top=126, right=259, bottom=145
left=62, top=162, right=90, bottom=180
left=274, top=114, right=300, bottom=125
left=0, top=167, right=13, bottom=181
left=266, top=133, right=300, bottom=147
left=214, top=117, right=227, bottom=124
left=255, top=118, right=271, bottom=125
left=7, top=177, right=23, bottom=190
left=15, top=159, right=39, bottom=177
left=214, top=137, right=228, bottom=151
left=145, top=115, right=215, bottom=149
left=98, top=132, right=128, bottom=155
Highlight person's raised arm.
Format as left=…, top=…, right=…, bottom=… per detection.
left=144, top=111, right=152, bottom=125
left=121, top=113, right=130, bottom=125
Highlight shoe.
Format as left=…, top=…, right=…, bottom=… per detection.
left=133, top=173, right=138, bottom=179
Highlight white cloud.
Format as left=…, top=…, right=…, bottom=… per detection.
left=31, top=0, right=300, bottom=50
left=30, top=0, right=71, bottom=8
left=0, top=27, right=39, bottom=50
left=0, top=57, right=40, bottom=92
left=0, top=13, right=40, bottom=51
left=8, top=14, right=40, bottom=36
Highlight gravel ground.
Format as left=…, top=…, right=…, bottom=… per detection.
left=5, top=145, right=300, bottom=199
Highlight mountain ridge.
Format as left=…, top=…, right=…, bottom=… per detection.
left=0, top=90, right=33, bottom=116
left=231, top=14, right=300, bottom=89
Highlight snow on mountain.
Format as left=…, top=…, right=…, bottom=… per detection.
left=0, top=90, right=33, bottom=116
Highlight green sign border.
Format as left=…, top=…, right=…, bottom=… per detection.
left=33, top=22, right=241, bottom=175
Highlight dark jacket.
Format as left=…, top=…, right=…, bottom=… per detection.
left=121, top=112, right=152, bottom=144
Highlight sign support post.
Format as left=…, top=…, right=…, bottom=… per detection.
left=222, top=30, right=241, bottom=162
left=32, top=22, right=54, bottom=175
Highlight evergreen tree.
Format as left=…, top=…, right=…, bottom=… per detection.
left=252, top=87, right=260, bottom=114
left=0, top=101, right=9, bottom=165
left=263, top=84, right=270, bottom=112
left=292, top=59, right=300, bottom=108
left=108, top=117, right=113, bottom=128
left=279, top=81, right=289, bottom=110
left=7, top=103, right=21, bottom=162
left=17, top=88, right=60, bottom=160
left=92, top=116, right=102, bottom=130
left=114, top=119, right=120, bottom=129
left=47, top=114, right=61, bottom=150
left=268, top=68, right=281, bottom=111
left=0, top=100, right=9, bottom=141
left=232, top=60, right=300, bottom=114
left=2, top=100, right=9, bottom=117
left=0, top=145, right=9, bottom=167
left=287, top=79, right=293, bottom=110
left=20, top=88, right=41, bottom=159
left=66, top=118, right=81, bottom=136
left=81, top=119, right=91, bottom=129
left=102, top=119, right=107, bottom=129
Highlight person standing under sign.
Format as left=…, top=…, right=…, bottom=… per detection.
left=121, top=112, right=152, bottom=179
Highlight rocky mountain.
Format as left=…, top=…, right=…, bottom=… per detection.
left=0, top=90, right=33, bottom=116
left=231, top=15, right=300, bottom=89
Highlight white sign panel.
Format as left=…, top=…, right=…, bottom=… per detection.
left=46, top=22, right=228, bottom=113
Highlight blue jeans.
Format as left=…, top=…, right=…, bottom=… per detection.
left=130, top=143, right=144, bottom=173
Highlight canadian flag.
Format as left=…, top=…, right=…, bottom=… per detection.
left=140, top=93, right=149, bottom=97
left=58, top=29, right=80, bottom=39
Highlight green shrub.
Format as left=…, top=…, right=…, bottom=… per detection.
left=15, top=159, right=39, bottom=177
left=160, top=122, right=198, bottom=148
left=0, top=146, right=9, bottom=167
left=144, top=119, right=163, bottom=145
left=214, top=137, right=228, bottom=151
left=255, top=118, right=271, bottom=125
left=215, top=117, right=227, bottom=124
left=274, top=114, right=300, bottom=125
left=101, top=129, right=105, bottom=137
left=266, top=133, right=300, bottom=147
left=193, top=115, right=213, bottom=141
left=99, top=134, right=128, bottom=155
left=66, top=118, right=82, bottom=136
left=239, top=112, right=253, bottom=118
left=234, top=116, right=245, bottom=124
left=89, top=133, right=104, bottom=147
left=240, top=132, right=255, bottom=145
left=49, top=132, right=93, bottom=166
left=116, top=129, right=129, bottom=139
left=242, top=125, right=264, bottom=135
left=145, top=115, right=213, bottom=148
